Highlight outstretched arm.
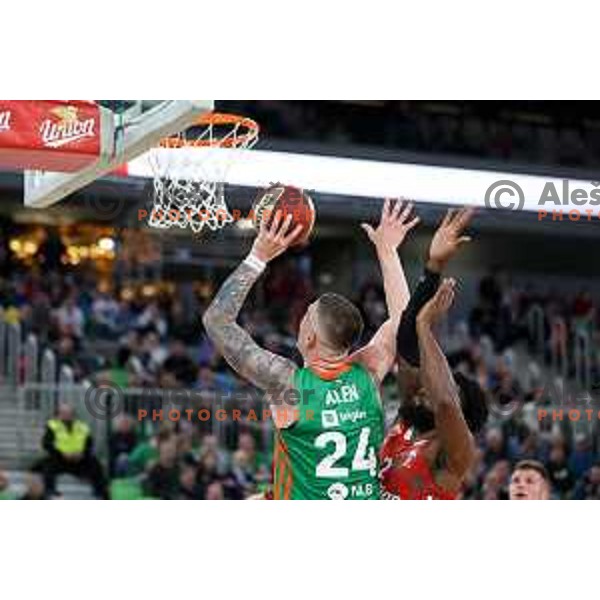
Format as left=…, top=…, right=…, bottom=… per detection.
left=398, top=207, right=475, bottom=366
left=416, top=279, right=475, bottom=482
left=351, top=199, right=419, bottom=384
left=203, top=211, right=303, bottom=396
left=361, top=200, right=418, bottom=326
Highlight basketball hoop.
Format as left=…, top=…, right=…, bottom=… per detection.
left=147, top=112, right=259, bottom=233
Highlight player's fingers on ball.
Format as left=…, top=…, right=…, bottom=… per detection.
left=280, top=216, right=297, bottom=241
left=270, top=209, right=283, bottom=235
left=258, top=212, right=270, bottom=234
left=284, top=224, right=304, bottom=244
left=278, top=213, right=294, bottom=238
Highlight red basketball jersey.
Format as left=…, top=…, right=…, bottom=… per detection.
left=379, top=422, right=457, bottom=500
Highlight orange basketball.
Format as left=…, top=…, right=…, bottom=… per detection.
left=252, top=184, right=315, bottom=245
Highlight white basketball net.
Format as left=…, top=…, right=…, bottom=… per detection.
left=147, top=115, right=259, bottom=233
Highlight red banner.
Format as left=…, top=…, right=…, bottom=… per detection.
left=0, top=100, right=102, bottom=172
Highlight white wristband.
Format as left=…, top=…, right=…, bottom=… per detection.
left=244, top=253, right=267, bottom=274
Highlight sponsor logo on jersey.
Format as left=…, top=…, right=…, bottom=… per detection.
left=325, top=383, right=359, bottom=406
left=39, top=105, right=96, bottom=148
left=0, top=110, right=11, bottom=132
left=327, top=482, right=349, bottom=500
left=338, top=409, right=367, bottom=424
left=322, top=409, right=340, bottom=428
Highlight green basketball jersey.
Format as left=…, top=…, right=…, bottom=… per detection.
left=273, top=363, right=383, bottom=500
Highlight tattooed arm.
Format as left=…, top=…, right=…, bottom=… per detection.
left=203, top=261, right=296, bottom=394
left=202, top=211, right=303, bottom=402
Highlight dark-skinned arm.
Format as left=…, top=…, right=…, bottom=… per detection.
left=397, top=207, right=475, bottom=367
left=397, top=267, right=441, bottom=366
left=416, top=279, right=475, bottom=482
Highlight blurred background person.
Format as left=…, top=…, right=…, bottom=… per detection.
left=33, top=403, right=109, bottom=499
left=509, top=460, right=550, bottom=500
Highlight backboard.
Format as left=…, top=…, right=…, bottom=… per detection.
left=19, top=100, right=214, bottom=209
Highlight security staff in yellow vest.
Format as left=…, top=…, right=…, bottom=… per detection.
left=35, top=403, right=109, bottom=499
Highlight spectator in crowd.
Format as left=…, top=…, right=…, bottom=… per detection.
left=176, top=431, right=198, bottom=467
left=96, top=346, right=134, bottom=389
left=178, top=465, right=203, bottom=500
left=160, top=339, right=197, bottom=388
left=55, top=335, right=84, bottom=379
left=205, top=481, right=225, bottom=500
left=491, top=459, right=511, bottom=499
left=108, top=416, right=138, bottom=478
left=34, top=403, right=109, bottom=499
left=20, top=472, right=47, bottom=500
left=37, top=229, right=65, bottom=271
left=139, top=329, right=167, bottom=378
left=574, top=463, right=600, bottom=500
left=482, top=428, right=510, bottom=469
left=55, top=291, right=85, bottom=340
left=142, top=436, right=180, bottom=500
left=230, top=450, right=256, bottom=497
left=197, top=450, right=221, bottom=492
left=196, top=364, right=236, bottom=394
left=136, top=301, right=167, bottom=338
left=547, top=444, right=576, bottom=498
left=519, top=430, right=547, bottom=463
left=569, top=433, right=595, bottom=480
left=91, top=289, right=120, bottom=337
left=237, top=432, right=266, bottom=479
left=199, top=435, right=229, bottom=476
left=0, top=470, right=15, bottom=500
left=127, top=424, right=174, bottom=475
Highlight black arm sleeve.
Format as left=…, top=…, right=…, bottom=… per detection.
left=397, top=268, right=441, bottom=367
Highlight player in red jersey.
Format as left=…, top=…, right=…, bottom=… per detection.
left=380, top=278, right=487, bottom=499
left=380, top=208, right=488, bottom=499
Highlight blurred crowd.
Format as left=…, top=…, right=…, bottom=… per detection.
left=1, top=237, right=600, bottom=499
left=459, top=271, right=600, bottom=499
left=468, top=270, right=600, bottom=380
left=224, top=100, right=600, bottom=170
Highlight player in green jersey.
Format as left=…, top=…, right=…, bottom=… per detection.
left=203, top=199, right=418, bottom=499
